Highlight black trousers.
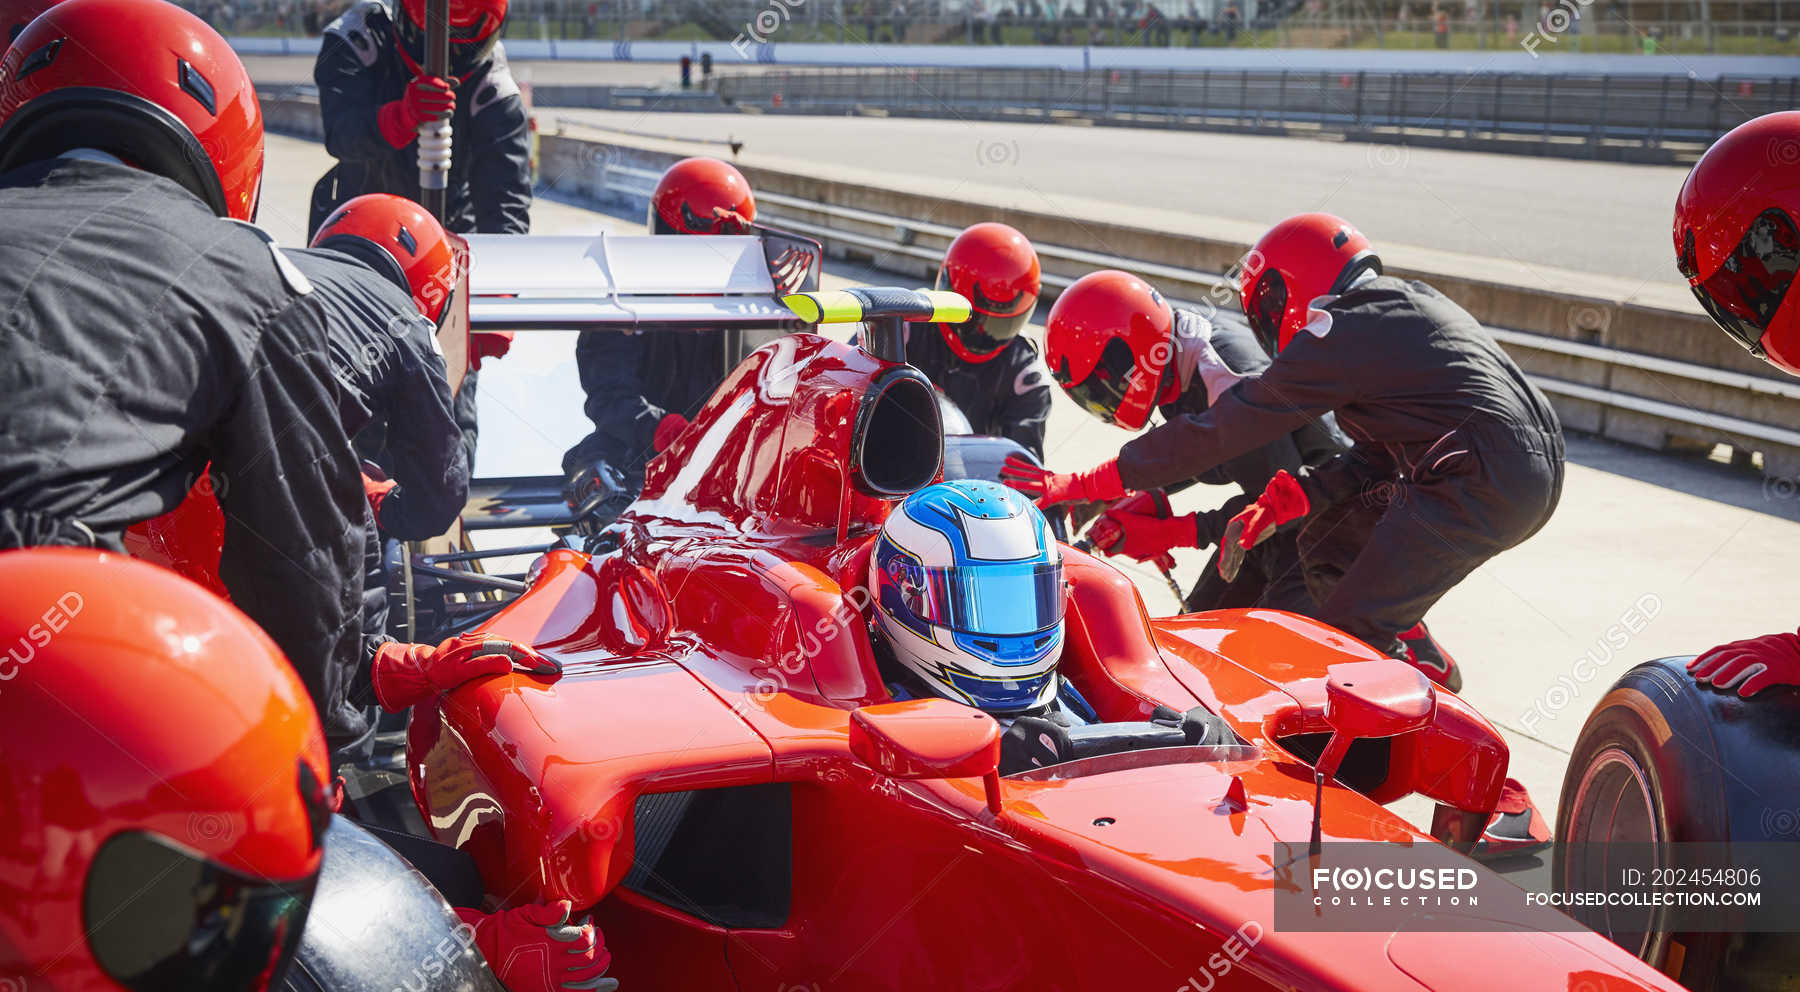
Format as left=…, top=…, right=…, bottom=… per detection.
left=1296, top=441, right=1563, bottom=658
left=1183, top=531, right=1321, bottom=616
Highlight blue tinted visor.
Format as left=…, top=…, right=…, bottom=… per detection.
left=900, top=562, right=1063, bottom=635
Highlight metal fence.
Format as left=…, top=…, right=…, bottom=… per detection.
left=717, top=66, right=1800, bottom=156
left=174, top=0, right=1800, bottom=53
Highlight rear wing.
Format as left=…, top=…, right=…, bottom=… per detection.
left=465, top=232, right=819, bottom=333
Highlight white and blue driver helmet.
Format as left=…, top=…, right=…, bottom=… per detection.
left=870, top=480, right=1067, bottom=713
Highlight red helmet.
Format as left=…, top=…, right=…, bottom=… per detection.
left=649, top=157, right=756, bottom=236
left=1674, top=111, right=1800, bottom=375
left=0, top=548, right=331, bottom=991
left=395, top=0, right=508, bottom=79
left=1238, top=212, right=1382, bottom=353
left=312, top=193, right=458, bottom=324
left=1, top=0, right=61, bottom=54
left=933, top=222, right=1042, bottom=363
left=1045, top=269, right=1174, bottom=431
left=0, top=0, right=263, bottom=221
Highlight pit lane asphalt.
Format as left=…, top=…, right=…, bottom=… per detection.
left=263, top=129, right=1800, bottom=832
left=247, top=53, right=1686, bottom=284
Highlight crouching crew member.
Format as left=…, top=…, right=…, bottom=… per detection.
left=1012, top=219, right=1562, bottom=855
left=1013, top=217, right=1563, bottom=685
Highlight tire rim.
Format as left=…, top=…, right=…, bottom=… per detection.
left=1565, top=745, right=1667, bottom=963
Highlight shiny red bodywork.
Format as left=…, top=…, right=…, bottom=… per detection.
left=408, top=333, right=1681, bottom=991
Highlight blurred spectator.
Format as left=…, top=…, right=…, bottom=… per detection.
left=1222, top=0, right=1238, bottom=40
left=1432, top=4, right=1448, bottom=45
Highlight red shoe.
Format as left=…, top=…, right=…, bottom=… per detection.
left=1471, top=777, right=1553, bottom=861
left=1399, top=622, right=1461, bottom=693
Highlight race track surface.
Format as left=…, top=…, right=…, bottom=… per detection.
left=548, top=107, right=1691, bottom=285
left=264, top=130, right=1800, bottom=829
left=248, top=50, right=1690, bottom=285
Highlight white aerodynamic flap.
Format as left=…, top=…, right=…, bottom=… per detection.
left=467, top=233, right=776, bottom=297
left=464, top=233, right=795, bottom=331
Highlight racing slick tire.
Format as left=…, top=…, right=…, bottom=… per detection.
left=282, top=814, right=505, bottom=992
left=1554, top=656, right=1800, bottom=990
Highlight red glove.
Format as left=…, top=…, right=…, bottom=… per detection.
left=1000, top=454, right=1128, bottom=508
left=1688, top=629, right=1800, bottom=697
left=1088, top=508, right=1195, bottom=570
left=454, top=900, right=616, bottom=992
left=1218, top=470, right=1311, bottom=580
left=370, top=632, right=559, bottom=712
left=470, top=331, right=514, bottom=370
left=652, top=412, right=689, bottom=453
left=362, top=471, right=398, bottom=521
left=376, top=75, right=457, bottom=148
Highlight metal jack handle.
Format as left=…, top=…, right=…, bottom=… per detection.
left=418, top=0, right=450, bottom=222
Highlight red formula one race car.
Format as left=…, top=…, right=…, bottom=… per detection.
left=383, top=235, right=1684, bottom=991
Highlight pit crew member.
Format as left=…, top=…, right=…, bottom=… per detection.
left=0, top=0, right=369, bottom=756
left=296, top=193, right=469, bottom=695
left=909, top=222, right=1054, bottom=458
left=562, top=157, right=756, bottom=490
left=0, top=550, right=616, bottom=992
left=1673, top=111, right=1800, bottom=699
left=309, top=0, right=530, bottom=471
left=869, top=480, right=1234, bottom=773
left=1010, top=218, right=1565, bottom=681
left=305, top=193, right=468, bottom=546
left=309, top=0, right=529, bottom=238
left=1015, top=269, right=1347, bottom=615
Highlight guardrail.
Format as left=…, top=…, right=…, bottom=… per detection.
left=717, top=66, right=1799, bottom=161
left=255, top=90, right=1800, bottom=479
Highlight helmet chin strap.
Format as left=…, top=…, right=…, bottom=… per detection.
left=60, top=147, right=124, bottom=166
